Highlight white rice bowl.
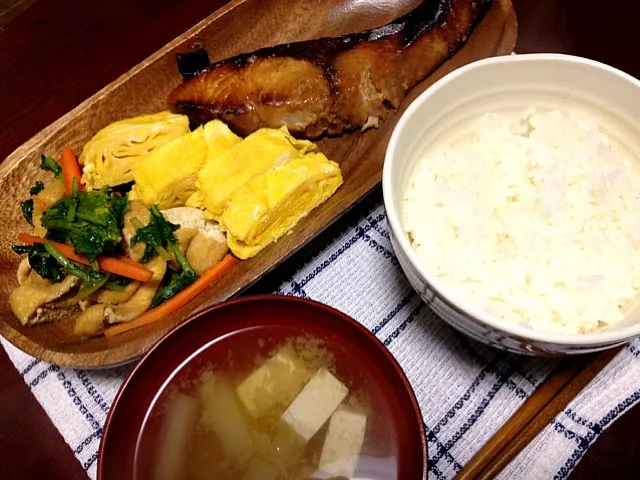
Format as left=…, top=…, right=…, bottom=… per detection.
left=403, top=108, right=640, bottom=334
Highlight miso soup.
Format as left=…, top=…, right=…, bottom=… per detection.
left=136, top=331, right=402, bottom=480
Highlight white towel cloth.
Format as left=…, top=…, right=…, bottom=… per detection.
left=3, top=191, right=640, bottom=479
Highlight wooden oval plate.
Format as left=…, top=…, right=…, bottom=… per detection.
left=0, top=0, right=517, bottom=367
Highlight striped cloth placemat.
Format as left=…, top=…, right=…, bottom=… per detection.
left=3, top=188, right=640, bottom=479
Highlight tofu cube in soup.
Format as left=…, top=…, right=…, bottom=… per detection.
left=281, top=367, right=348, bottom=442
left=237, top=344, right=310, bottom=417
left=319, top=407, right=367, bottom=476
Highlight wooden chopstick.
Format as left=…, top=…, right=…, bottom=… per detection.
left=456, top=347, right=622, bottom=479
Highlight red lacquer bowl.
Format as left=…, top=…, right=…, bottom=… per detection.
left=98, top=295, right=427, bottom=479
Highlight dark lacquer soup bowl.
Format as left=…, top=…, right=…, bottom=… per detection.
left=98, top=295, right=427, bottom=480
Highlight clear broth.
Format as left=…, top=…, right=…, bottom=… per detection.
left=135, top=327, right=400, bottom=480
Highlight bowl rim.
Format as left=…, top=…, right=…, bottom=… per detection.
left=97, top=294, right=428, bottom=478
left=383, top=52, right=640, bottom=347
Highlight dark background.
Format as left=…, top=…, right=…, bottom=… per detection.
left=1, top=0, right=640, bottom=478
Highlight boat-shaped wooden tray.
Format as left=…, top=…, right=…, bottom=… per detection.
left=0, top=0, right=517, bottom=367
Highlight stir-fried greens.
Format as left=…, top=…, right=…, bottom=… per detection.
left=103, top=274, right=132, bottom=291
left=12, top=152, right=158, bottom=323
left=15, top=168, right=140, bottom=284
left=12, top=150, right=207, bottom=334
left=13, top=239, right=134, bottom=292
left=42, top=243, right=110, bottom=301
left=41, top=184, right=128, bottom=261
left=132, top=205, right=199, bottom=307
left=132, top=205, right=180, bottom=264
left=12, top=243, right=66, bottom=281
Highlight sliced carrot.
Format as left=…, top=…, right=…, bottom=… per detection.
left=19, top=233, right=86, bottom=262
left=104, top=254, right=237, bottom=337
left=117, top=256, right=146, bottom=267
left=17, top=233, right=153, bottom=282
left=96, top=257, right=154, bottom=282
left=61, top=147, right=84, bottom=195
left=32, top=196, right=49, bottom=210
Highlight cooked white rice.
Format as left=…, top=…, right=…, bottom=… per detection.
left=403, top=108, right=640, bottom=334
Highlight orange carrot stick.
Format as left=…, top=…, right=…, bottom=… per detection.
left=60, top=147, right=83, bottom=195
left=117, top=256, right=146, bottom=267
left=17, top=233, right=153, bottom=282
left=104, top=254, right=237, bottom=337
left=32, top=196, right=49, bottom=210
left=96, top=257, right=153, bottom=282
left=19, top=233, right=87, bottom=263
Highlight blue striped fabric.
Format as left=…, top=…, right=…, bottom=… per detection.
left=2, top=193, right=640, bottom=479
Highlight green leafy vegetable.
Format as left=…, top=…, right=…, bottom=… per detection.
left=131, top=205, right=199, bottom=307
left=11, top=245, right=31, bottom=255
left=131, top=206, right=178, bottom=263
left=73, top=274, right=109, bottom=302
left=111, top=194, right=128, bottom=224
left=20, top=199, right=35, bottom=226
left=12, top=243, right=66, bottom=281
left=44, top=229, right=70, bottom=244
left=43, top=243, right=105, bottom=285
left=45, top=221, right=105, bottom=261
left=151, top=244, right=198, bottom=307
left=41, top=243, right=109, bottom=301
left=40, top=154, right=62, bottom=178
left=13, top=241, right=116, bottom=290
left=30, top=181, right=45, bottom=196
left=103, top=274, right=132, bottom=292
left=151, top=268, right=197, bottom=308
left=41, top=189, right=128, bottom=261
left=20, top=181, right=47, bottom=226
left=29, top=244, right=67, bottom=281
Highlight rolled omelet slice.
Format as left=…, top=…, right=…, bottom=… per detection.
left=220, top=153, right=343, bottom=259
left=186, top=120, right=242, bottom=214
left=193, top=126, right=316, bottom=220
left=203, top=119, right=242, bottom=162
left=80, top=112, right=190, bottom=189
left=132, top=126, right=208, bottom=209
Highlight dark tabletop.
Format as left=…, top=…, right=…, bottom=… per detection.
left=1, top=0, right=640, bottom=478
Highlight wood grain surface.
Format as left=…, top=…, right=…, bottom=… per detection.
left=2, top=1, right=640, bottom=480
left=0, top=0, right=517, bottom=368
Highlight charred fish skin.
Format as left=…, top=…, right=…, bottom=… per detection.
left=168, top=0, right=493, bottom=138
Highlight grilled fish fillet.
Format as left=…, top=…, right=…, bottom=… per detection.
left=168, top=0, right=492, bottom=138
